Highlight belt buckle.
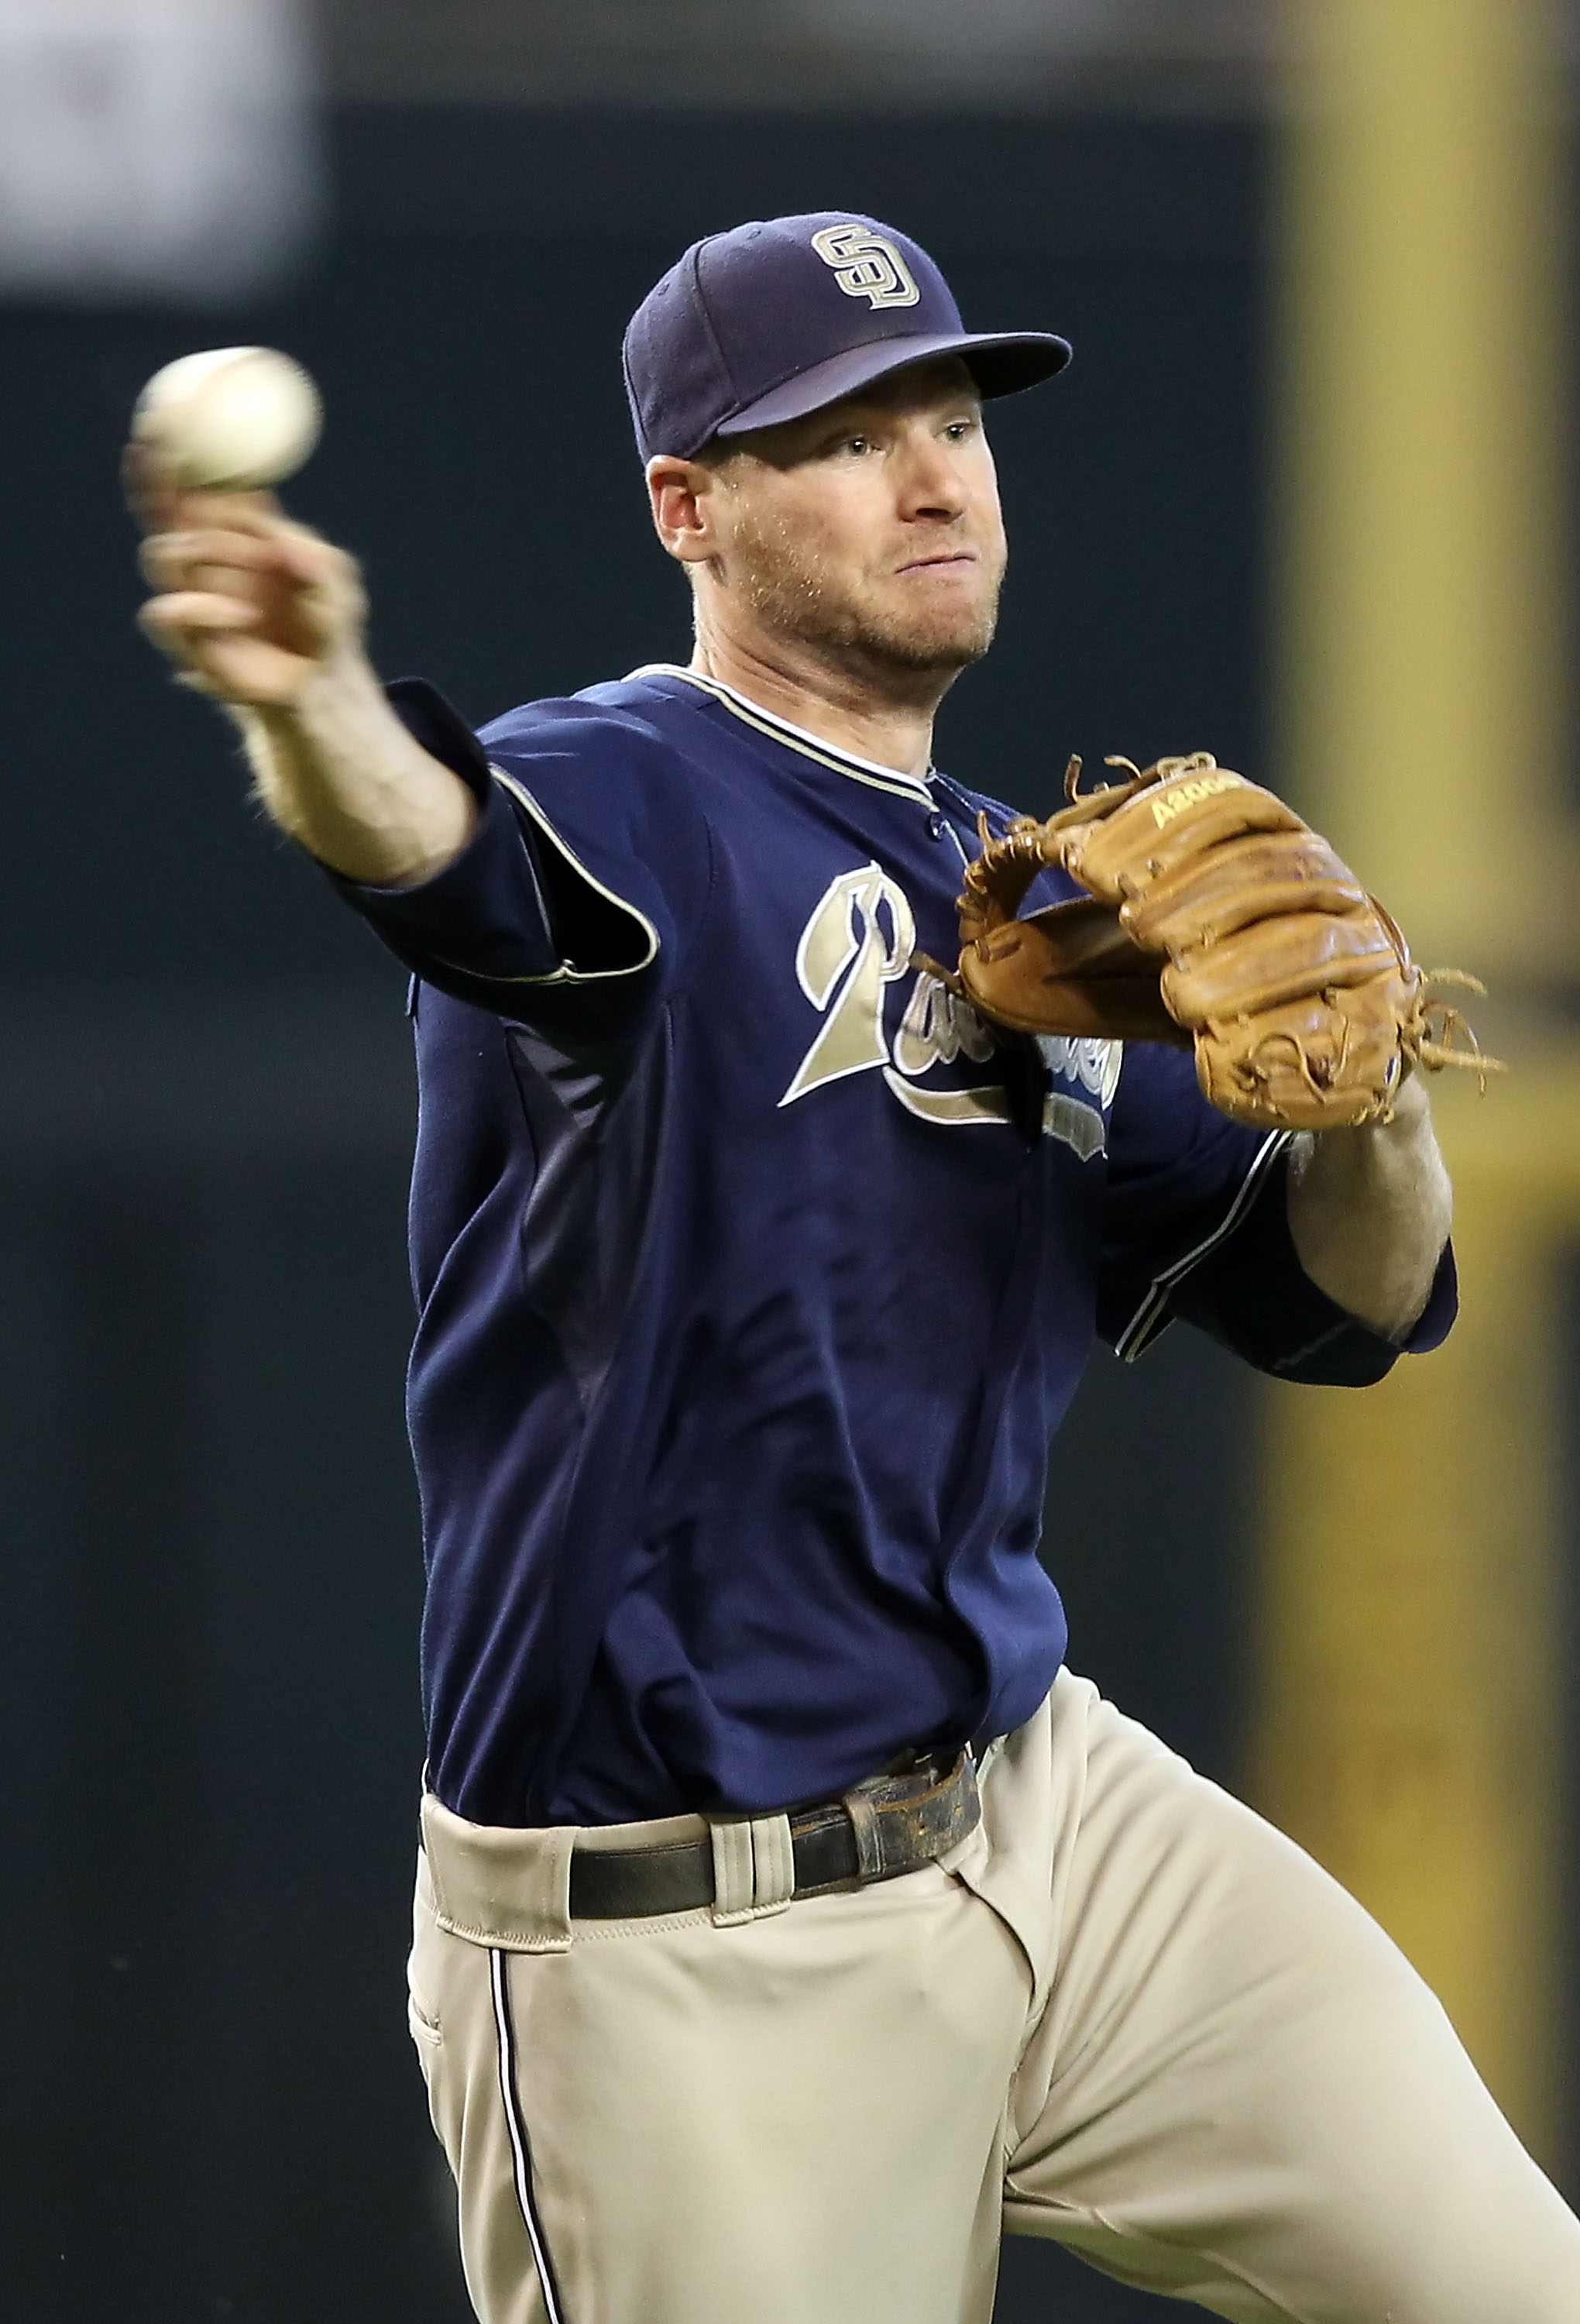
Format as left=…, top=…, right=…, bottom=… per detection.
left=841, top=1781, right=888, bottom=1880
left=838, top=1746, right=974, bottom=1885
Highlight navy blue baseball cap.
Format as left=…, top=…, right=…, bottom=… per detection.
left=623, top=211, right=1071, bottom=461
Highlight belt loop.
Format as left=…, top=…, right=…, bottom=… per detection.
left=420, top=1793, right=575, bottom=1952
left=752, top=1812, right=795, bottom=1911
left=710, top=1818, right=754, bottom=1919
left=709, top=1812, right=795, bottom=1926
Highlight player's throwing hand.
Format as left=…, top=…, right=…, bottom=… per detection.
left=131, top=459, right=368, bottom=713
left=125, top=439, right=472, bottom=885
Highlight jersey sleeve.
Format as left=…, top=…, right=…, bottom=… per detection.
left=1096, top=1040, right=1456, bottom=1386
left=327, top=678, right=713, bottom=1026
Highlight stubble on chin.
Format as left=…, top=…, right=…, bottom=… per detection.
left=728, top=512, right=1001, bottom=682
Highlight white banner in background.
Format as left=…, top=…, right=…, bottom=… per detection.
left=0, top=0, right=319, bottom=301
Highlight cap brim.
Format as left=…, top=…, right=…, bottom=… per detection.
left=710, top=330, right=1071, bottom=445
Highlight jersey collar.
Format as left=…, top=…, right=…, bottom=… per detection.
left=626, top=663, right=937, bottom=805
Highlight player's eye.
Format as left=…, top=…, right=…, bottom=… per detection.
left=943, top=416, right=978, bottom=442
left=839, top=435, right=875, bottom=457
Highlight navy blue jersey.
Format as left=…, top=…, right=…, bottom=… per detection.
left=336, top=667, right=1455, bottom=1827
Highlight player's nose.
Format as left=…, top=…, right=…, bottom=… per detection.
left=894, top=430, right=970, bottom=522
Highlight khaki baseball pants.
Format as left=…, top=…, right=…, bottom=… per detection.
left=407, top=1670, right=1580, bottom=2322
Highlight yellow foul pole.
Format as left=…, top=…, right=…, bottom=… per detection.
left=1273, top=0, right=1571, bottom=971
left=1253, top=1074, right=1570, bottom=2150
left=1260, top=0, right=1573, bottom=2161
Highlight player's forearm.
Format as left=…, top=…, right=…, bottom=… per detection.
left=235, top=657, right=476, bottom=886
left=1283, top=1074, right=1451, bottom=1340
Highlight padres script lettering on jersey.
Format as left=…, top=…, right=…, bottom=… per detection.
left=338, top=666, right=1288, bottom=1827
left=779, top=860, right=1117, bottom=1154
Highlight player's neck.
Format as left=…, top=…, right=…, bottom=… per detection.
left=689, top=633, right=941, bottom=781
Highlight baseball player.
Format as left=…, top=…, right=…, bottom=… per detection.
left=135, top=215, right=1580, bottom=2322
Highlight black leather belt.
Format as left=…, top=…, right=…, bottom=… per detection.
left=568, top=1749, right=981, bottom=1920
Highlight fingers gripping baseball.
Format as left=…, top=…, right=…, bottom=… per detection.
left=136, top=493, right=368, bottom=709
left=124, top=379, right=474, bottom=887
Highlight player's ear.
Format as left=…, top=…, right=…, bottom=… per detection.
left=647, top=454, right=726, bottom=566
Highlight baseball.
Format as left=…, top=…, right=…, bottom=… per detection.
left=132, top=346, right=322, bottom=491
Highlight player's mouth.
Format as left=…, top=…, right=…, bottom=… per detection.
left=896, top=550, right=978, bottom=576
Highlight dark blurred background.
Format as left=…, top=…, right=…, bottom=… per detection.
left=0, top=4, right=1571, bottom=2319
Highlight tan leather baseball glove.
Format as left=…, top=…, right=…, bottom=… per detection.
left=947, top=752, right=1496, bottom=1133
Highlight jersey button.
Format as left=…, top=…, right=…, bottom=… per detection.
left=926, top=810, right=948, bottom=841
